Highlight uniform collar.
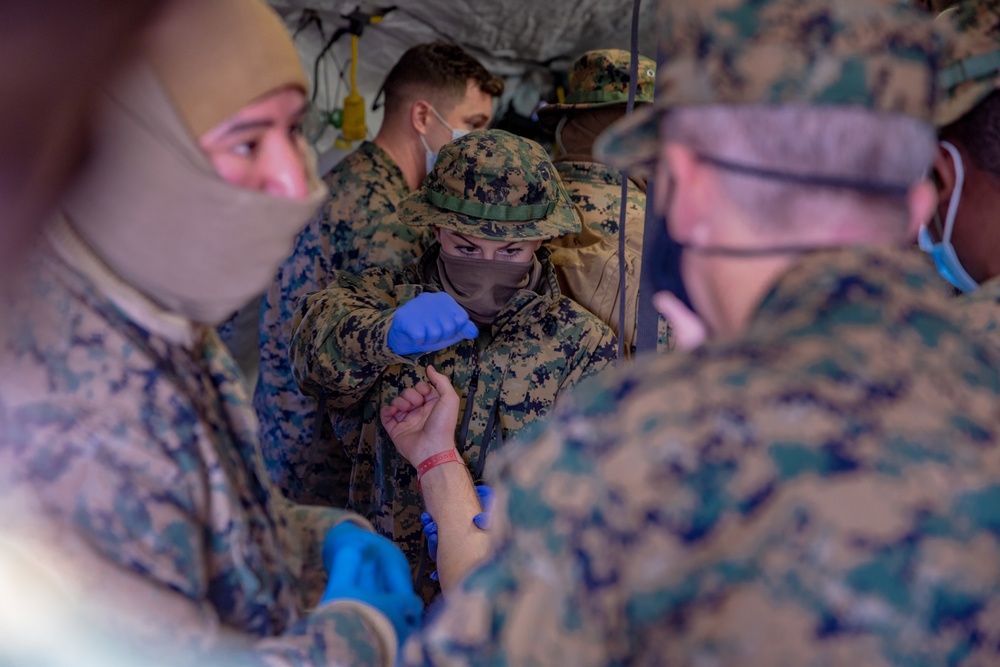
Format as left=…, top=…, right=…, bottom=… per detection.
left=748, top=246, right=955, bottom=342
left=45, top=216, right=200, bottom=348
left=357, top=140, right=408, bottom=193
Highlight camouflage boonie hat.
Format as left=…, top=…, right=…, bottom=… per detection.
left=398, top=129, right=581, bottom=241
left=596, top=0, right=951, bottom=173
left=537, top=49, right=657, bottom=128
left=935, top=0, right=1000, bottom=127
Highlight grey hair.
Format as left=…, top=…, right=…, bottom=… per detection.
left=663, top=104, right=935, bottom=230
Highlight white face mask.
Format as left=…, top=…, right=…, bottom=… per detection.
left=421, top=105, right=469, bottom=176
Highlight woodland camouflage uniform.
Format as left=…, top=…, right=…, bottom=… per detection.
left=290, top=130, right=616, bottom=604
left=0, top=225, right=396, bottom=666
left=401, top=2, right=1000, bottom=665
left=254, top=141, right=429, bottom=505
left=540, top=50, right=670, bottom=354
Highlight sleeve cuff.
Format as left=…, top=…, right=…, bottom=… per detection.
left=317, top=599, right=398, bottom=667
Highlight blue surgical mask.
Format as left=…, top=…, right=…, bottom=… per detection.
left=421, top=106, right=469, bottom=176
left=918, top=141, right=979, bottom=293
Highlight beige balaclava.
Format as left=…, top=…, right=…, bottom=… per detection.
left=61, top=0, right=325, bottom=326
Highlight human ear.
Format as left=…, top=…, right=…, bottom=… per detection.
left=932, top=142, right=958, bottom=217
left=906, top=180, right=938, bottom=241
left=662, top=142, right=703, bottom=236
left=411, top=100, right=432, bottom=135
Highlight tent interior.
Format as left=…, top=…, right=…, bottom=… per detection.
left=269, top=1, right=657, bottom=171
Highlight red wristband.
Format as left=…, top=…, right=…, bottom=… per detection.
left=416, top=450, right=463, bottom=487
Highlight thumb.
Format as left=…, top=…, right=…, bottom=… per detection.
left=460, top=321, right=479, bottom=339
left=425, top=365, right=457, bottom=401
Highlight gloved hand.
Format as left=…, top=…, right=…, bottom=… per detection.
left=387, top=292, right=478, bottom=356
left=472, top=485, right=495, bottom=530
left=319, top=522, right=424, bottom=646
left=420, top=485, right=495, bottom=581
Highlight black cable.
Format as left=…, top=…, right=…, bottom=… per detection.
left=617, top=0, right=642, bottom=362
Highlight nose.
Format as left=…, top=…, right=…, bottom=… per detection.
left=261, top=134, right=309, bottom=200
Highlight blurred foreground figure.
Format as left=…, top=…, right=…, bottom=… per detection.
left=0, top=1, right=164, bottom=284
left=398, top=0, right=1000, bottom=665
left=0, top=0, right=420, bottom=664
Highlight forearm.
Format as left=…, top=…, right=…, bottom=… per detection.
left=289, top=292, right=408, bottom=407
left=419, top=455, right=490, bottom=592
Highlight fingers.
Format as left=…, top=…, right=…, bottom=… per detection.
left=653, top=291, right=708, bottom=352
left=326, top=546, right=362, bottom=590
left=425, top=365, right=458, bottom=401
left=475, top=485, right=495, bottom=512
left=375, top=547, right=415, bottom=595
left=460, top=321, right=479, bottom=339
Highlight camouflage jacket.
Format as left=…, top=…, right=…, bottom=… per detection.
left=547, top=159, right=670, bottom=355
left=254, top=141, right=428, bottom=505
left=959, top=275, right=1000, bottom=337
left=290, top=245, right=617, bottom=603
left=0, top=225, right=395, bottom=666
left=403, top=247, right=1000, bottom=666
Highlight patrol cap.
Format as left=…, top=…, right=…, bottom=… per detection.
left=537, top=49, right=657, bottom=129
left=398, top=129, right=581, bottom=241
left=596, top=0, right=950, bottom=173
left=935, top=0, right=1000, bottom=127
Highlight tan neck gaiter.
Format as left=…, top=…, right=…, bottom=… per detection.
left=62, top=64, right=326, bottom=325
left=436, top=252, right=543, bottom=326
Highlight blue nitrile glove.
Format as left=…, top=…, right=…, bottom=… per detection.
left=319, top=522, right=424, bottom=646
left=387, top=292, right=479, bottom=356
left=472, top=485, right=495, bottom=530
left=420, top=512, right=440, bottom=582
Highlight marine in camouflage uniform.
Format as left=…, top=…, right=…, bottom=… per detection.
left=401, top=2, right=1000, bottom=665
left=928, top=0, right=1000, bottom=334
left=254, top=142, right=424, bottom=506
left=0, top=224, right=395, bottom=666
left=290, top=130, right=617, bottom=604
left=539, top=50, right=670, bottom=354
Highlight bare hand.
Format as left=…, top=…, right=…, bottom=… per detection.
left=380, top=365, right=460, bottom=465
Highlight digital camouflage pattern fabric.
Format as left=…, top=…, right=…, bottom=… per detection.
left=537, top=49, right=657, bottom=125
left=597, top=0, right=951, bottom=173
left=0, top=228, right=395, bottom=666
left=398, top=130, right=580, bottom=241
left=403, top=247, right=1000, bottom=666
left=935, top=0, right=1000, bottom=127
left=289, top=245, right=616, bottom=604
left=958, top=274, right=1000, bottom=336
left=254, top=140, right=426, bottom=505
left=546, top=161, right=671, bottom=354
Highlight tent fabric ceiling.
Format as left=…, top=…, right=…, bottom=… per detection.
left=268, top=1, right=655, bottom=153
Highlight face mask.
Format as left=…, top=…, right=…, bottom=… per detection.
left=63, top=64, right=327, bottom=326
left=436, top=250, right=542, bottom=325
left=421, top=106, right=469, bottom=176
left=647, top=177, right=698, bottom=313
left=917, top=141, right=978, bottom=293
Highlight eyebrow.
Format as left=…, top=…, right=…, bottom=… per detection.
left=452, top=232, right=516, bottom=249
left=463, top=113, right=491, bottom=126
left=222, top=102, right=309, bottom=137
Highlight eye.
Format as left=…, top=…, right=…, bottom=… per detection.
left=289, top=121, right=305, bottom=138
left=496, top=247, right=524, bottom=260
left=455, top=245, right=481, bottom=256
left=232, top=140, right=258, bottom=157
